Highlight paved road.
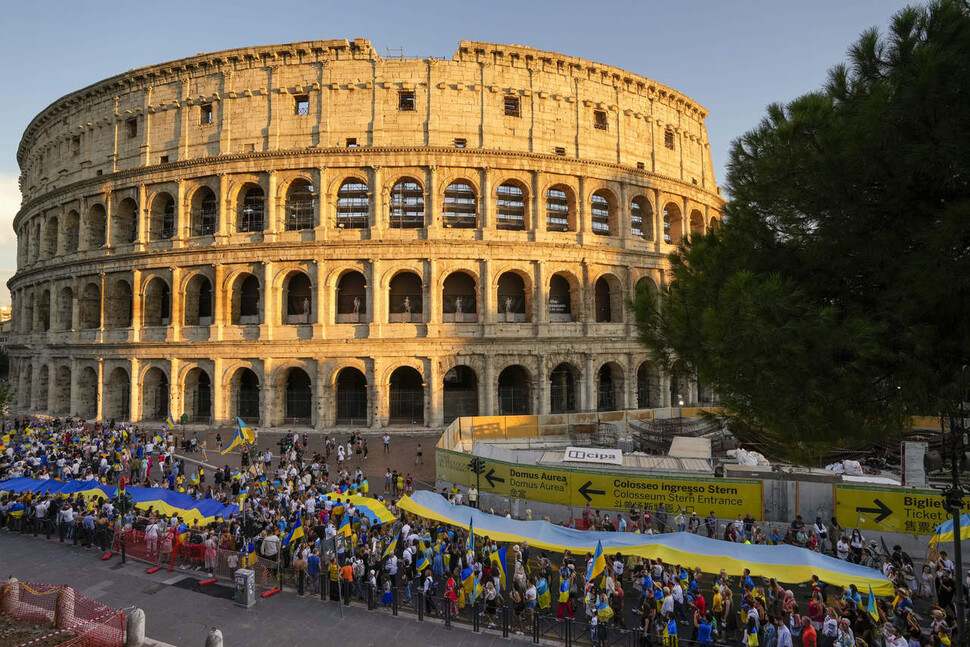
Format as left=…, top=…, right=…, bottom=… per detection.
left=0, top=531, right=516, bottom=647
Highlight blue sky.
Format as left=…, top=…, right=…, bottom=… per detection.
left=0, top=0, right=917, bottom=306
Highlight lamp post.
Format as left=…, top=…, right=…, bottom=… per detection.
left=943, top=364, right=968, bottom=647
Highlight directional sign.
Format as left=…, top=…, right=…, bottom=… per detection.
left=836, top=484, right=970, bottom=535
left=438, top=448, right=761, bottom=518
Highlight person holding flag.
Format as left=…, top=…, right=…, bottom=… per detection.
left=282, top=512, right=305, bottom=552
left=237, top=417, right=256, bottom=444
left=557, top=574, right=574, bottom=619
left=220, top=424, right=246, bottom=456
left=586, top=540, right=606, bottom=583
left=489, top=545, right=507, bottom=590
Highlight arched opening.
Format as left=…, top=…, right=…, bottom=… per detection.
left=56, top=286, right=73, bottom=331
left=191, top=187, right=218, bottom=236
left=150, top=193, right=176, bottom=241
left=143, top=278, right=171, bottom=327
left=594, top=275, right=623, bottom=323
left=498, top=365, right=531, bottom=415
left=283, top=272, right=313, bottom=324
left=85, top=204, right=106, bottom=249
left=597, top=363, right=624, bottom=412
left=443, top=366, right=478, bottom=422
left=591, top=190, right=614, bottom=236
left=141, top=367, right=169, bottom=421
left=442, top=271, right=477, bottom=323
left=285, top=179, right=315, bottom=231
left=670, top=375, right=686, bottom=407
left=43, top=218, right=58, bottom=259
left=496, top=182, right=526, bottom=231
left=183, top=367, right=212, bottom=424
left=335, top=367, right=368, bottom=425
left=708, top=215, right=720, bottom=233
left=232, top=274, right=260, bottom=325
left=183, top=274, right=213, bottom=326
left=388, top=178, right=424, bottom=228
left=689, top=209, right=704, bottom=234
left=38, top=289, right=51, bottom=332
left=336, top=271, right=367, bottom=323
left=104, top=279, right=133, bottom=329
left=545, top=185, right=576, bottom=232
left=37, top=365, right=49, bottom=412
left=77, top=366, right=98, bottom=420
left=388, top=271, right=423, bottom=323
left=637, top=362, right=660, bottom=409
left=631, top=196, right=653, bottom=240
left=61, top=210, right=80, bottom=254
left=697, top=379, right=715, bottom=406
left=548, top=273, right=575, bottom=322
left=79, top=282, right=101, bottom=329
left=335, top=179, right=369, bottom=229
left=111, top=197, right=138, bottom=245
left=231, top=368, right=260, bottom=423
left=237, top=185, right=265, bottom=233
left=53, top=365, right=71, bottom=414
left=497, top=272, right=528, bottom=322
left=104, top=367, right=131, bottom=421
left=549, top=363, right=579, bottom=413
left=388, top=366, right=424, bottom=425
left=283, top=368, right=313, bottom=424
left=663, top=202, right=683, bottom=245
left=442, top=181, right=477, bottom=228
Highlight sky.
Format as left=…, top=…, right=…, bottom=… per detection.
left=0, top=0, right=918, bottom=307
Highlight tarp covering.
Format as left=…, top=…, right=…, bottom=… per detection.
left=0, top=477, right=239, bottom=525
left=323, top=493, right=396, bottom=525
left=929, top=513, right=970, bottom=547
left=399, top=490, right=894, bottom=595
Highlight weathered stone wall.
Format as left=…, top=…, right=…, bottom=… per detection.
left=8, top=39, right=723, bottom=429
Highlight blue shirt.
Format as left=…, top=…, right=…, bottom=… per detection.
left=307, top=554, right=321, bottom=576
left=697, top=622, right=712, bottom=644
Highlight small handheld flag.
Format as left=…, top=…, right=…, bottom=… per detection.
left=867, top=585, right=879, bottom=621
left=338, top=513, right=352, bottom=538
left=466, top=518, right=475, bottom=551
left=586, top=540, right=606, bottom=582
left=382, top=531, right=400, bottom=560
left=166, top=413, right=177, bottom=429
left=221, top=427, right=245, bottom=455
left=282, top=513, right=305, bottom=549
left=490, top=546, right=507, bottom=589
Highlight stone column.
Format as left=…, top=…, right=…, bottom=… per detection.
left=265, top=170, right=279, bottom=242
left=131, top=269, right=142, bottom=343
left=312, top=261, right=324, bottom=337
left=619, top=181, right=633, bottom=245
left=170, top=266, right=182, bottom=342
left=169, top=358, right=181, bottom=423
left=479, top=260, right=491, bottom=326
left=482, top=354, right=495, bottom=416
left=98, top=272, right=107, bottom=334
left=429, top=358, right=443, bottom=427
left=577, top=177, right=589, bottom=240
left=370, top=166, right=384, bottom=238
left=213, top=264, right=225, bottom=341
left=480, top=167, right=491, bottom=230
left=653, top=189, right=664, bottom=252
left=537, top=355, right=549, bottom=415
left=176, top=179, right=189, bottom=244
left=426, top=165, right=440, bottom=238
left=96, top=359, right=105, bottom=420
left=212, top=357, right=225, bottom=424
left=369, top=258, right=382, bottom=332
left=534, top=260, right=547, bottom=325
left=103, top=192, right=113, bottom=249
left=129, top=357, right=140, bottom=422
left=532, top=170, right=545, bottom=234
left=261, top=359, right=275, bottom=429
left=70, top=358, right=80, bottom=417
left=426, top=258, right=440, bottom=325
left=315, top=167, right=328, bottom=241
left=316, top=362, right=329, bottom=429
left=261, top=261, right=275, bottom=336
left=136, top=184, right=149, bottom=249
left=216, top=174, right=229, bottom=242
left=584, top=354, right=596, bottom=412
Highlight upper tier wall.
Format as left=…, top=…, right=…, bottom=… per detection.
left=15, top=39, right=718, bottom=224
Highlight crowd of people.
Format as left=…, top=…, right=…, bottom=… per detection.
left=1, top=416, right=968, bottom=647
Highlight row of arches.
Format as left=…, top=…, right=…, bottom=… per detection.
left=18, top=174, right=718, bottom=265
left=15, top=358, right=704, bottom=427
left=17, top=267, right=646, bottom=333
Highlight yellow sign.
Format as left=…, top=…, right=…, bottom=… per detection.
left=836, top=485, right=970, bottom=535
left=437, top=449, right=762, bottom=519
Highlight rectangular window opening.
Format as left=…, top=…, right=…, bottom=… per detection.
left=72, top=136, right=81, bottom=157
left=398, top=91, right=415, bottom=111
left=594, top=110, right=608, bottom=130
left=504, top=95, right=520, bottom=117
left=295, top=94, right=310, bottom=116
left=664, top=129, right=675, bottom=150
left=554, top=146, right=566, bottom=157
left=159, top=155, right=169, bottom=164
left=244, top=143, right=256, bottom=153
left=125, top=118, right=137, bottom=139
left=454, top=138, right=467, bottom=148
left=636, top=161, right=645, bottom=170
left=346, top=138, right=358, bottom=148
left=200, top=104, right=213, bottom=125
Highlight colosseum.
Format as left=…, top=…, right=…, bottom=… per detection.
left=8, top=38, right=722, bottom=430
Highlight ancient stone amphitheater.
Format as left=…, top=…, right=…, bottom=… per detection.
left=8, top=39, right=722, bottom=429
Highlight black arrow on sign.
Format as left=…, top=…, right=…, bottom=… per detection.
left=856, top=499, right=893, bottom=523
left=485, top=468, right=505, bottom=489
left=578, top=480, right=606, bottom=503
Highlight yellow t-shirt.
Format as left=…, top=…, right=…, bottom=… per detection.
left=713, top=591, right=723, bottom=612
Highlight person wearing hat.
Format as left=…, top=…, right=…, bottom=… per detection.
left=688, top=512, right=700, bottom=534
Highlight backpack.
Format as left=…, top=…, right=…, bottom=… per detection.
left=427, top=578, right=438, bottom=596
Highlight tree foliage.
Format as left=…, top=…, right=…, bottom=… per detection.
left=632, top=0, right=970, bottom=461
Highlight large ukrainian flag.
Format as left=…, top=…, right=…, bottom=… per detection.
left=929, top=513, right=970, bottom=546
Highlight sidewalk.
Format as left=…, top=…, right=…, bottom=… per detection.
left=0, top=532, right=508, bottom=647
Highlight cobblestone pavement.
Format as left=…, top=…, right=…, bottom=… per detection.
left=0, top=531, right=519, bottom=647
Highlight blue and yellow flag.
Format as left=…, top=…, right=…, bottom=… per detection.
left=221, top=427, right=245, bottom=455
left=237, top=417, right=255, bottom=444
left=166, top=413, right=177, bottom=429
left=586, top=540, right=606, bottom=581
left=382, top=531, right=400, bottom=560
left=867, top=586, right=879, bottom=621
left=472, top=575, right=483, bottom=603
left=461, top=567, right=475, bottom=596
left=416, top=554, right=430, bottom=573
left=282, top=513, right=304, bottom=549
left=466, top=518, right=475, bottom=551
left=241, top=541, right=258, bottom=568
left=929, top=513, right=970, bottom=546
left=490, top=546, right=507, bottom=589
left=338, top=512, right=352, bottom=538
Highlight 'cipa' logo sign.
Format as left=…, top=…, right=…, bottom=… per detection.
left=564, top=447, right=623, bottom=466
